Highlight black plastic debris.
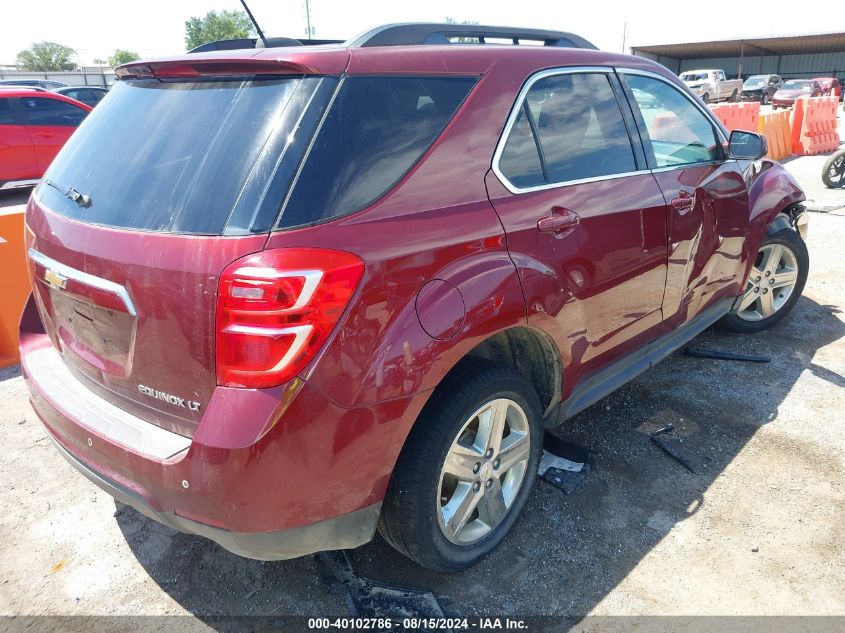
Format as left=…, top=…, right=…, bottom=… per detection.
left=684, top=346, right=771, bottom=363
left=317, top=550, right=456, bottom=625
left=649, top=423, right=699, bottom=474
left=538, top=433, right=596, bottom=494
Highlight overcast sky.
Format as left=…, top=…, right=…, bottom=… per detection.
left=1, top=0, right=841, bottom=66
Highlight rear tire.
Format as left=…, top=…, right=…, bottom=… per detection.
left=720, top=228, right=808, bottom=333
left=702, top=92, right=710, bottom=105
left=378, top=364, right=543, bottom=571
left=762, top=93, right=769, bottom=105
left=729, top=89, right=738, bottom=102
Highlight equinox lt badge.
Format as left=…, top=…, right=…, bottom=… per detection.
left=138, top=385, right=201, bottom=412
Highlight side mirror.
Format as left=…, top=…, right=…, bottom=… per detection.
left=728, top=130, right=768, bottom=160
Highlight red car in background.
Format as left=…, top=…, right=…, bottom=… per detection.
left=813, top=77, right=842, bottom=99
left=771, top=79, right=823, bottom=109
left=0, top=88, right=91, bottom=190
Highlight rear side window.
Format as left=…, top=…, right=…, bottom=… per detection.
left=20, top=97, right=87, bottom=126
left=497, top=72, right=637, bottom=189
left=278, top=76, right=476, bottom=228
left=38, top=77, right=335, bottom=235
left=0, top=99, right=13, bottom=125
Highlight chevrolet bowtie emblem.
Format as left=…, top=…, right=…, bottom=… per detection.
left=44, top=268, right=68, bottom=290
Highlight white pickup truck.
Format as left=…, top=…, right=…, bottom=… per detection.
left=680, top=69, right=743, bottom=104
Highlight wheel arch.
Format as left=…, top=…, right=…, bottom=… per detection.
left=383, top=325, right=564, bottom=502
left=439, top=326, right=563, bottom=421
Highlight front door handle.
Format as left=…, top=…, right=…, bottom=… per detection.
left=671, top=190, right=694, bottom=213
left=537, top=207, right=580, bottom=236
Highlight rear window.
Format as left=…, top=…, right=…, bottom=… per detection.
left=277, top=76, right=476, bottom=228
left=37, top=76, right=335, bottom=235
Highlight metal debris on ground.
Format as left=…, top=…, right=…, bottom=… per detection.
left=317, top=550, right=456, bottom=626
left=683, top=346, right=771, bottom=363
left=649, top=423, right=699, bottom=474
left=538, top=433, right=596, bottom=494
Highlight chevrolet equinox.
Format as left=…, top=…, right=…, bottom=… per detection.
left=20, top=23, right=809, bottom=571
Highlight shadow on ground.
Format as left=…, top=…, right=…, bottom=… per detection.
left=113, top=295, right=844, bottom=619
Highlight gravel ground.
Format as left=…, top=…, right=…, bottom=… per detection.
left=0, top=145, right=844, bottom=627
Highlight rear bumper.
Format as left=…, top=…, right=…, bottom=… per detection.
left=22, top=340, right=421, bottom=559
left=49, top=430, right=381, bottom=560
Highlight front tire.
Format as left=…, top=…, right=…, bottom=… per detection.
left=378, top=364, right=543, bottom=571
left=721, top=228, right=808, bottom=333
left=762, top=93, right=769, bottom=105
left=702, top=92, right=710, bottom=105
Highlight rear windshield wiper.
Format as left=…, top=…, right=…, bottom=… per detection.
left=43, top=179, right=92, bottom=208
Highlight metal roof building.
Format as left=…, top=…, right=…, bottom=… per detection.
left=632, top=32, right=845, bottom=79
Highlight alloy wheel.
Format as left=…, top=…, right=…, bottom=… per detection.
left=736, top=243, right=799, bottom=321
left=436, top=398, right=531, bottom=545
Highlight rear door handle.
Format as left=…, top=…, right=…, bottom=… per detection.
left=537, top=207, right=580, bottom=236
left=671, top=190, right=694, bottom=213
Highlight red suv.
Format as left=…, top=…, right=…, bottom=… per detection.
left=0, top=88, right=91, bottom=190
left=20, top=24, right=809, bottom=571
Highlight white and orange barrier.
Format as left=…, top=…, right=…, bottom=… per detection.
left=791, top=96, right=841, bottom=156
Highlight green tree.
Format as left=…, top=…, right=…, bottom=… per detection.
left=184, top=10, right=254, bottom=51
left=16, top=41, right=77, bottom=71
left=108, top=49, right=140, bottom=66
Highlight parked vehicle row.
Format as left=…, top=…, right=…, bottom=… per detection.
left=682, top=70, right=842, bottom=107
left=20, top=23, right=809, bottom=572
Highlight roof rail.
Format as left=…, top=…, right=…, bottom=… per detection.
left=348, top=23, right=597, bottom=50
left=188, top=37, right=344, bottom=54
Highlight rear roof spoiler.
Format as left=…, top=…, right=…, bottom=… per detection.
left=114, top=56, right=336, bottom=79
left=347, top=23, right=598, bottom=50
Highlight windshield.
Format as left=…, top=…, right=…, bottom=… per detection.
left=681, top=72, right=708, bottom=82
left=744, top=76, right=767, bottom=88
left=36, top=76, right=334, bottom=235
left=782, top=80, right=812, bottom=90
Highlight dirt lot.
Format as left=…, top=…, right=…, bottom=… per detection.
left=1, top=148, right=844, bottom=628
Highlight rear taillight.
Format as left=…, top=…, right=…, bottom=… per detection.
left=216, top=248, right=364, bottom=388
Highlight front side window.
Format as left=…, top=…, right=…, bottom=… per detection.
left=625, top=74, right=720, bottom=168
left=20, top=97, right=87, bottom=126
left=497, top=72, right=637, bottom=189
